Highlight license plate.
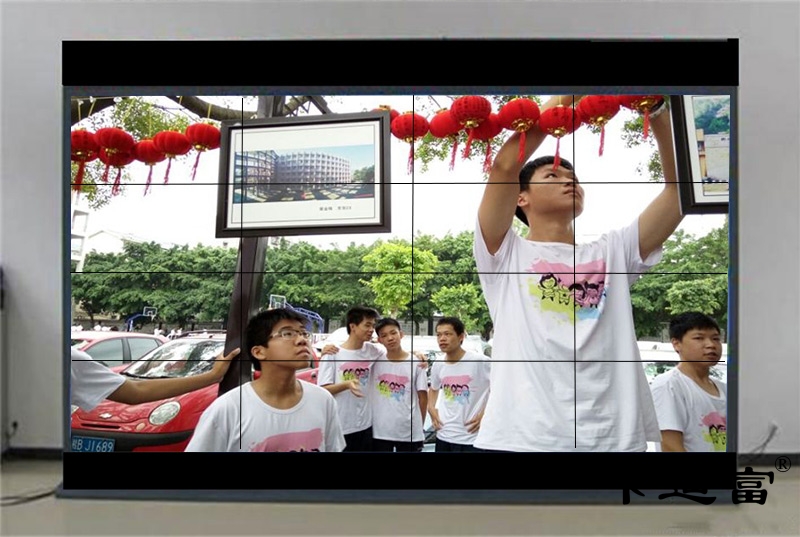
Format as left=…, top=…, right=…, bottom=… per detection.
left=71, top=435, right=115, bottom=452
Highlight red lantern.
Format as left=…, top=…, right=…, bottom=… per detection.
left=471, top=113, right=503, bottom=173
left=576, top=95, right=621, bottom=156
left=70, top=129, right=99, bottom=192
left=618, top=95, right=663, bottom=140
left=98, top=148, right=135, bottom=196
left=428, top=109, right=462, bottom=171
left=373, top=105, right=400, bottom=123
left=94, top=127, right=135, bottom=183
left=450, top=96, right=492, bottom=159
left=185, top=122, right=221, bottom=182
left=498, top=98, right=541, bottom=163
left=538, top=105, right=582, bottom=170
left=391, top=112, right=430, bottom=174
left=134, top=140, right=167, bottom=196
left=153, top=131, right=192, bottom=184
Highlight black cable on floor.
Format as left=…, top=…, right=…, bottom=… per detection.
left=0, top=486, right=58, bottom=507
left=738, top=423, right=779, bottom=466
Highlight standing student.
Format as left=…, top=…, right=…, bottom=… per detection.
left=473, top=94, right=682, bottom=452
left=185, top=308, right=345, bottom=452
left=370, top=318, right=428, bottom=452
left=317, top=306, right=383, bottom=452
left=428, top=317, right=491, bottom=452
left=650, top=312, right=727, bottom=452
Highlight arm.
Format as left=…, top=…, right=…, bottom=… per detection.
left=107, top=348, right=240, bottom=405
left=427, top=388, right=442, bottom=430
left=660, top=430, right=687, bottom=452
left=320, top=379, right=363, bottom=397
left=418, top=391, right=428, bottom=425
left=478, top=95, right=583, bottom=254
left=637, top=103, right=685, bottom=260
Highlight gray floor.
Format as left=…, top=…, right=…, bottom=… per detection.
left=1, top=459, right=798, bottom=536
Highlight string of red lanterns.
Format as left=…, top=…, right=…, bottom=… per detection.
left=387, top=94, right=664, bottom=173
left=72, top=95, right=662, bottom=196
left=70, top=121, right=221, bottom=197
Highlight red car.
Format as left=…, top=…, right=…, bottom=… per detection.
left=70, top=331, right=320, bottom=452
left=71, top=330, right=168, bottom=366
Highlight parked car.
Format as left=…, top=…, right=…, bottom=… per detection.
left=70, top=331, right=321, bottom=452
left=70, top=330, right=168, bottom=366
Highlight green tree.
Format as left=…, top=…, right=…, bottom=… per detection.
left=361, top=241, right=439, bottom=318
left=630, top=220, right=729, bottom=339
left=431, top=284, right=484, bottom=333
left=72, top=241, right=238, bottom=328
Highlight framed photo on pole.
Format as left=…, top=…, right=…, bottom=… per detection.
left=670, top=94, right=733, bottom=215
left=215, top=111, right=392, bottom=238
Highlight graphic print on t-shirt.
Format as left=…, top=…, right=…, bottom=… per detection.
left=377, top=373, right=408, bottom=401
left=701, top=411, right=727, bottom=451
left=442, top=374, right=473, bottom=405
left=526, top=260, right=608, bottom=323
left=249, top=428, right=323, bottom=452
left=339, top=361, right=371, bottom=387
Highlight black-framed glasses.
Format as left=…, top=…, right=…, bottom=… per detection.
left=269, top=328, right=312, bottom=341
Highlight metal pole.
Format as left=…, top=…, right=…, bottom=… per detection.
left=218, top=96, right=283, bottom=396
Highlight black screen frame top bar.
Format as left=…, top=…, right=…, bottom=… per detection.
left=62, top=39, right=739, bottom=87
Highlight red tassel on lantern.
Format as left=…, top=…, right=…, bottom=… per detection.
left=99, top=148, right=135, bottom=196
left=70, top=129, right=99, bottom=192
left=134, top=140, right=167, bottom=196
left=450, top=96, right=492, bottom=159
left=618, top=95, right=662, bottom=140
left=185, top=123, right=221, bottom=182
left=95, top=127, right=135, bottom=183
left=497, top=98, right=541, bottom=163
left=153, top=131, right=192, bottom=184
left=391, top=112, right=430, bottom=175
left=428, top=109, right=462, bottom=171
left=471, top=113, right=503, bottom=173
left=576, top=95, right=621, bottom=156
left=538, top=105, right=582, bottom=169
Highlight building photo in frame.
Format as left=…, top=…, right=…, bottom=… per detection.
left=671, top=94, right=733, bottom=215
left=216, top=111, right=392, bottom=237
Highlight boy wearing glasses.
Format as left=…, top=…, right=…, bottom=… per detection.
left=185, top=308, right=345, bottom=452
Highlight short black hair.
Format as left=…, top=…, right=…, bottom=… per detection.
left=345, top=306, right=380, bottom=334
left=669, top=312, right=721, bottom=341
left=515, top=156, right=575, bottom=226
left=245, top=308, right=308, bottom=371
left=436, top=317, right=465, bottom=336
left=375, top=318, right=402, bottom=335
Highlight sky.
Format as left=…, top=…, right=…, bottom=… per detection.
left=82, top=95, right=727, bottom=251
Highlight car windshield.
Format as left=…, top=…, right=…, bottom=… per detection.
left=70, top=338, right=90, bottom=348
left=123, top=339, right=224, bottom=379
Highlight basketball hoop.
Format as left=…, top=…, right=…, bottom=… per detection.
left=143, top=306, right=158, bottom=323
left=268, top=295, right=287, bottom=310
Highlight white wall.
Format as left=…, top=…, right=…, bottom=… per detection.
left=1, top=1, right=798, bottom=453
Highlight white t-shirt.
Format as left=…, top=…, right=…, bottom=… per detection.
left=650, top=368, right=727, bottom=452
left=185, top=380, right=345, bottom=452
left=429, top=351, right=491, bottom=446
left=317, top=342, right=384, bottom=435
left=70, top=348, right=126, bottom=411
left=473, top=217, right=662, bottom=452
left=370, top=353, right=429, bottom=443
